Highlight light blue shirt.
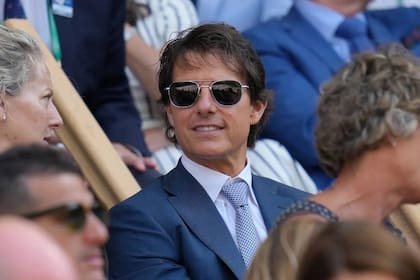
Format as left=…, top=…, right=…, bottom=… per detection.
left=295, top=0, right=367, bottom=61
left=196, top=0, right=292, bottom=31
left=20, top=0, right=51, bottom=49
left=0, top=0, right=51, bottom=49
left=181, top=155, right=268, bottom=246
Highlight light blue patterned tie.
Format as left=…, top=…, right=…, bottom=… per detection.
left=222, top=180, right=259, bottom=268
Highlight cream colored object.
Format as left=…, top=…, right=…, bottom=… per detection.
left=4, top=19, right=140, bottom=209
left=391, top=204, right=420, bottom=250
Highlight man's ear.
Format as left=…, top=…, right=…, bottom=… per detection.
left=250, top=100, right=267, bottom=125
left=166, top=106, right=175, bottom=127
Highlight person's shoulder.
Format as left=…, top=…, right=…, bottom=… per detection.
left=116, top=165, right=187, bottom=207
left=276, top=199, right=338, bottom=225
left=243, top=16, right=286, bottom=37
left=253, top=175, right=311, bottom=198
left=367, top=6, right=420, bottom=26
left=139, top=0, right=198, bottom=47
left=242, top=11, right=299, bottom=47
left=367, top=6, right=420, bottom=17
left=110, top=177, right=167, bottom=211
left=367, top=7, right=420, bottom=51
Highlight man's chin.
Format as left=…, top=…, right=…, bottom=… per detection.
left=80, top=268, right=105, bottom=280
left=79, top=250, right=106, bottom=280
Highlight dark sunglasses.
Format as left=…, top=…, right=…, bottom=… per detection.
left=165, top=80, right=249, bottom=108
left=24, top=202, right=109, bottom=231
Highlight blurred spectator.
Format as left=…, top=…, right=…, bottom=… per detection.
left=0, top=216, right=78, bottom=280
left=247, top=220, right=323, bottom=280
left=369, top=0, right=420, bottom=9
left=0, top=145, right=109, bottom=280
left=0, top=24, right=62, bottom=150
left=243, top=0, right=420, bottom=190
left=276, top=45, right=420, bottom=246
left=124, top=0, right=198, bottom=153
left=194, top=0, right=292, bottom=31
left=1, top=0, right=160, bottom=185
left=298, top=221, right=420, bottom=280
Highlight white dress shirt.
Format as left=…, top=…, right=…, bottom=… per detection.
left=181, top=155, right=268, bottom=247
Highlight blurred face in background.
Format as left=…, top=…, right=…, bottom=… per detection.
left=0, top=64, right=63, bottom=150
left=26, top=172, right=109, bottom=280
left=333, top=270, right=398, bottom=280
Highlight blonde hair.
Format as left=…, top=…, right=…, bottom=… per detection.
left=246, top=220, right=324, bottom=280
left=0, top=25, right=43, bottom=99
left=298, top=221, right=420, bottom=280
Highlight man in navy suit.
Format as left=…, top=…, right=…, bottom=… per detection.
left=106, top=23, right=309, bottom=280
left=243, top=0, right=420, bottom=190
left=5, top=0, right=160, bottom=185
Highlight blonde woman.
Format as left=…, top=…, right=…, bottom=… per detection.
left=298, top=221, right=420, bottom=280
left=247, top=220, right=323, bottom=280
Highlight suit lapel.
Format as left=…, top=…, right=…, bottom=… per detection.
left=252, top=176, right=297, bottom=230
left=365, top=12, right=399, bottom=47
left=163, top=163, right=246, bottom=279
left=283, top=7, right=344, bottom=73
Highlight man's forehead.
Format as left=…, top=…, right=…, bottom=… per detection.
left=24, top=173, right=92, bottom=209
left=174, top=52, right=243, bottom=79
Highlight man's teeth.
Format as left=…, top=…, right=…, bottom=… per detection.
left=195, top=126, right=219, bottom=131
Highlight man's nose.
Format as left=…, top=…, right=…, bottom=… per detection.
left=195, top=86, right=216, bottom=111
left=83, top=212, right=109, bottom=245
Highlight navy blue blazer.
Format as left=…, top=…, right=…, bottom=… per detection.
left=54, top=1, right=149, bottom=155
left=243, top=7, right=420, bottom=190
left=106, top=161, right=309, bottom=280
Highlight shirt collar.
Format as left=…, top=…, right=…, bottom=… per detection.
left=181, top=155, right=253, bottom=202
left=295, top=0, right=366, bottom=42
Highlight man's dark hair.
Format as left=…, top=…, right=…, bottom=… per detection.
left=158, top=23, right=273, bottom=148
left=0, top=145, right=82, bottom=214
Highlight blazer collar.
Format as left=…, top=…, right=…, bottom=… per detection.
left=365, top=12, right=399, bottom=46
left=163, top=162, right=246, bottom=279
left=162, top=162, right=295, bottom=279
left=252, top=176, right=298, bottom=229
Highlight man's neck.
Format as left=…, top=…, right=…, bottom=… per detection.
left=310, top=0, right=369, bottom=17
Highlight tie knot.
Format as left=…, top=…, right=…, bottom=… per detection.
left=222, top=180, right=249, bottom=209
left=336, top=18, right=367, bottom=39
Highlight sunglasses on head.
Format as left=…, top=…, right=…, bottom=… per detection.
left=165, top=80, right=249, bottom=108
left=24, top=202, right=108, bottom=231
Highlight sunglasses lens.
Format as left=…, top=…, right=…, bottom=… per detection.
left=169, top=82, right=198, bottom=107
left=93, top=204, right=109, bottom=226
left=211, top=80, right=243, bottom=105
left=66, top=205, right=86, bottom=230
left=24, top=202, right=107, bottom=232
